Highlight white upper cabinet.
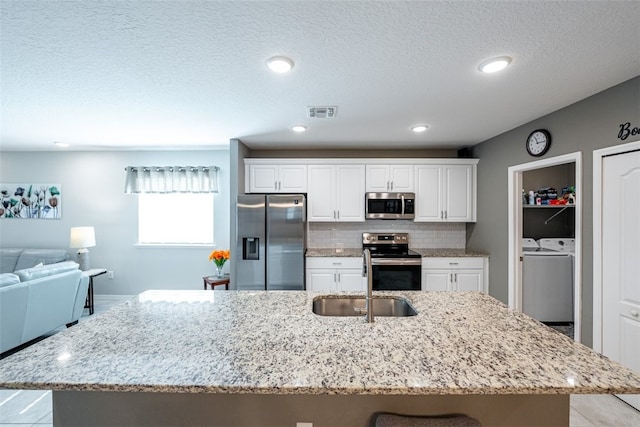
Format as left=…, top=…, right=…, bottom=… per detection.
left=246, top=164, right=307, bottom=193
left=415, top=163, right=476, bottom=222
left=244, top=159, right=477, bottom=222
left=308, top=164, right=365, bottom=222
left=365, top=165, right=414, bottom=192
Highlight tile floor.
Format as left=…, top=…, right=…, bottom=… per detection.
left=1, top=296, right=639, bottom=427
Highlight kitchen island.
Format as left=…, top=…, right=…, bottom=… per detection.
left=1, top=290, right=639, bottom=426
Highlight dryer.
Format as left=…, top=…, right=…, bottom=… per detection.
left=522, top=238, right=574, bottom=322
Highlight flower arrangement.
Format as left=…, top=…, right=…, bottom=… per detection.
left=209, top=249, right=230, bottom=277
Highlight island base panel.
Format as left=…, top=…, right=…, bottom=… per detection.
left=53, top=391, right=569, bottom=426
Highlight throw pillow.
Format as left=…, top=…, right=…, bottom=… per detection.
left=0, top=273, right=21, bottom=288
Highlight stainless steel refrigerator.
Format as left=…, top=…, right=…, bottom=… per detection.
left=236, top=194, right=306, bottom=290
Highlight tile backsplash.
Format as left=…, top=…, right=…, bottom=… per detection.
left=307, top=221, right=466, bottom=249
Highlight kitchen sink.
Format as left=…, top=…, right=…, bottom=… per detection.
left=312, top=296, right=417, bottom=317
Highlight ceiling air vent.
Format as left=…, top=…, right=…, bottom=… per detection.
left=307, top=106, right=338, bottom=119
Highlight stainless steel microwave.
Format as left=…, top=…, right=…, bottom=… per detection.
left=365, top=192, right=415, bottom=219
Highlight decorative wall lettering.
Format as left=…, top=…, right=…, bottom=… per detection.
left=618, top=122, right=640, bottom=141
left=0, top=184, right=62, bottom=219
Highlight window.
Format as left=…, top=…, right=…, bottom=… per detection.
left=138, top=193, right=214, bottom=245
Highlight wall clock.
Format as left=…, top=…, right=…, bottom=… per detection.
left=526, top=129, right=551, bottom=157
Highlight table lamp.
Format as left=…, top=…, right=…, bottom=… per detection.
left=70, top=226, right=96, bottom=271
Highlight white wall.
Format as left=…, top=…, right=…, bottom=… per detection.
left=0, top=150, right=230, bottom=295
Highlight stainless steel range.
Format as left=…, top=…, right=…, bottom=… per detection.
left=362, top=232, right=422, bottom=291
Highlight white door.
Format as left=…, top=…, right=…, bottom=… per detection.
left=335, top=165, right=365, bottom=221
left=306, top=270, right=337, bottom=292
left=444, top=165, right=473, bottom=221
left=365, top=165, right=390, bottom=192
left=422, top=270, right=450, bottom=291
left=279, top=165, right=307, bottom=193
left=389, top=165, right=414, bottom=191
left=414, top=165, right=443, bottom=221
left=338, top=269, right=366, bottom=291
left=307, top=165, right=336, bottom=222
left=249, top=165, right=278, bottom=193
left=455, top=270, right=483, bottom=292
left=602, top=149, right=640, bottom=410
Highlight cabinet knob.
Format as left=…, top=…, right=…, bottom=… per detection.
left=631, top=310, right=639, bottom=318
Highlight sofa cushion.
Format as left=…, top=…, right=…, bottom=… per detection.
left=0, top=273, right=21, bottom=288
left=15, top=261, right=79, bottom=282
left=0, top=248, right=23, bottom=274
left=14, top=249, right=69, bottom=271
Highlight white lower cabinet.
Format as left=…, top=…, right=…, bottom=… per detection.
left=306, top=257, right=365, bottom=292
left=422, top=257, right=487, bottom=292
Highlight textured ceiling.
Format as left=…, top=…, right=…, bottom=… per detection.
left=1, top=1, right=639, bottom=151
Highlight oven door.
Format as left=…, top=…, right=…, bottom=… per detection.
left=371, top=258, right=422, bottom=291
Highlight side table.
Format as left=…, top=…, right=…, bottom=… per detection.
left=84, top=268, right=107, bottom=315
left=203, top=274, right=230, bottom=290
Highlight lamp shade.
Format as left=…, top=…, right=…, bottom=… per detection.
left=70, top=226, right=96, bottom=248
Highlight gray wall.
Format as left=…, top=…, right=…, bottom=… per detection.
left=229, top=139, right=250, bottom=284
left=0, top=150, right=230, bottom=295
left=468, top=76, right=640, bottom=347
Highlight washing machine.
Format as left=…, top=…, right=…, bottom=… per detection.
left=522, top=238, right=574, bottom=322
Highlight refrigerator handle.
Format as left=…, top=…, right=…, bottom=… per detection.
left=242, top=237, right=260, bottom=260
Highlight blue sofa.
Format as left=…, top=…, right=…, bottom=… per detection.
left=0, top=249, right=89, bottom=354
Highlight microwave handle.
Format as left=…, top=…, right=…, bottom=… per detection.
left=401, top=194, right=405, bottom=215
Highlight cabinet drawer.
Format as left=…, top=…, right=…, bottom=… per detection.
left=306, top=257, right=363, bottom=269
left=422, top=257, right=484, bottom=270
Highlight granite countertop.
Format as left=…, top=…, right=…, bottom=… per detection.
left=1, top=290, right=639, bottom=396
left=412, top=248, right=489, bottom=257
left=306, top=248, right=489, bottom=257
left=306, top=248, right=362, bottom=257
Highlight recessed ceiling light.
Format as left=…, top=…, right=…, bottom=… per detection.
left=266, top=56, right=294, bottom=73
left=291, top=125, right=307, bottom=133
left=478, top=56, right=512, bottom=73
left=53, top=141, right=70, bottom=147
left=411, top=125, right=429, bottom=133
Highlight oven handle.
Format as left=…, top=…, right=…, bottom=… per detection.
left=371, top=258, right=423, bottom=266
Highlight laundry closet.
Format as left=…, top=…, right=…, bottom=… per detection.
left=522, top=163, right=576, bottom=336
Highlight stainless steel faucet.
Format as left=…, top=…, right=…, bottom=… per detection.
left=363, top=248, right=374, bottom=323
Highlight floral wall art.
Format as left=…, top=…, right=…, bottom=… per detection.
left=0, top=184, right=62, bottom=219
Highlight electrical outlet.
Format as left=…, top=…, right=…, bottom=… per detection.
left=296, top=423, right=313, bottom=427
left=107, top=271, right=114, bottom=279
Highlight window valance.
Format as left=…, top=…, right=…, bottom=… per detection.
left=124, top=166, right=219, bottom=194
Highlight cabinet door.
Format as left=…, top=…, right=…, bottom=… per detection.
left=335, top=165, right=366, bottom=222
left=444, top=165, right=474, bottom=222
left=306, top=269, right=337, bottom=292
left=422, top=269, right=450, bottom=291
left=414, top=165, right=443, bottom=221
left=307, top=165, right=337, bottom=222
left=338, top=269, right=366, bottom=291
left=454, top=269, right=483, bottom=291
left=365, top=165, right=390, bottom=192
left=248, top=165, right=278, bottom=193
left=389, top=165, right=414, bottom=192
left=279, top=165, right=308, bottom=193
